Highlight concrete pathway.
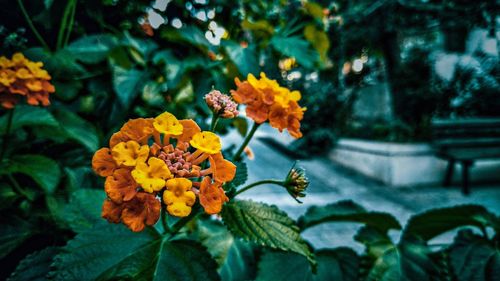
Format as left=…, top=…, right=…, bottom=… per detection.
left=223, top=125, right=500, bottom=251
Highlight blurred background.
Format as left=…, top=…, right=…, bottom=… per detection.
left=0, top=0, right=499, bottom=279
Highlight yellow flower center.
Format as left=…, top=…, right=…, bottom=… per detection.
left=163, top=178, right=196, bottom=217
left=153, top=112, right=183, bottom=135
left=111, top=140, right=149, bottom=167
left=189, top=131, right=222, bottom=154
left=132, top=157, right=172, bottom=193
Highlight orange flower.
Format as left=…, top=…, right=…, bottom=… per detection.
left=94, top=111, right=236, bottom=231
left=0, top=53, right=55, bottom=109
left=199, top=176, right=229, bottom=215
left=230, top=72, right=305, bottom=138
left=105, top=168, right=138, bottom=203
left=92, top=148, right=117, bottom=177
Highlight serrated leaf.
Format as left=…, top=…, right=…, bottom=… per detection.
left=8, top=246, right=59, bottom=281
left=52, top=109, right=99, bottom=151
left=256, top=248, right=359, bottom=281
left=61, top=189, right=106, bottom=232
left=67, top=34, right=117, bottom=64
left=298, top=200, right=401, bottom=233
left=231, top=161, right=248, bottom=187
left=404, top=205, right=500, bottom=241
left=222, top=40, right=259, bottom=77
left=0, top=217, right=32, bottom=259
left=51, top=224, right=220, bottom=281
left=221, top=199, right=314, bottom=265
left=0, top=105, right=58, bottom=133
left=5, top=155, right=61, bottom=194
left=449, top=229, right=500, bottom=281
left=112, top=66, right=146, bottom=108
left=197, top=219, right=257, bottom=281
left=270, top=35, right=318, bottom=69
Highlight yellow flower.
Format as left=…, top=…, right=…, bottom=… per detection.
left=111, top=141, right=149, bottom=167
left=163, top=178, right=196, bottom=217
left=132, top=157, right=172, bottom=193
left=16, top=68, right=33, bottom=79
left=26, top=80, right=43, bottom=91
left=153, top=112, right=183, bottom=135
left=190, top=131, right=221, bottom=154
left=11, top=53, right=26, bottom=65
left=0, top=57, right=12, bottom=68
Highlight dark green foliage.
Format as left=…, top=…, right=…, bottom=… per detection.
left=8, top=246, right=59, bottom=281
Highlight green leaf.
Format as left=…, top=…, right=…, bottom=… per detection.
left=449, top=229, right=500, bottom=281
left=222, top=40, right=260, bottom=77
left=221, top=199, right=315, bottom=265
left=298, top=200, right=401, bottom=233
left=53, top=80, right=83, bottom=101
left=0, top=105, right=58, bottom=133
left=67, top=34, right=117, bottom=64
left=0, top=217, right=32, bottom=259
left=231, top=161, right=248, bottom=187
left=270, top=35, right=319, bottom=69
left=8, top=246, right=59, bottom=281
left=232, top=117, right=248, bottom=137
left=304, top=25, right=330, bottom=62
left=256, top=248, right=359, bottom=281
left=44, top=0, right=54, bottom=9
left=5, top=155, right=61, bottom=194
left=161, top=26, right=212, bottom=51
left=52, top=109, right=99, bottom=151
left=51, top=224, right=220, bottom=281
left=60, top=189, right=106, bottom=233
left=196, top=219, right=257, bottom=281
left=403, top=205, right=500, bottom=241
left=241, top=19, right=275, bottom=36
left=112, top=66, right=146, bottom=108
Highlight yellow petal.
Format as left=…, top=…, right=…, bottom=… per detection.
left=189, top=131, right=221, bottom=154
left=131, top=157, right=171, bottom=193
left=111, top=141, right=149, bottom=167
left=153, top=112, right=183, bottom=135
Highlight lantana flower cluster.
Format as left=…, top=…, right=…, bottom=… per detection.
left=0, top=53, right=55, bottom=109
left=231, top=72, right=306, bottom=138
left=92, top=112, right=236, bottom=232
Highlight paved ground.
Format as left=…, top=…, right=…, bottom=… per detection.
left=223, top=125, right=500, bottom=251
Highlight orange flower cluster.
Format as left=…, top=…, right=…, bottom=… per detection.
left=231, top=72, right=306, bottom=138
left=0, top=53, right=55, bottom=109
left=92, top=112, right=236, bottom=232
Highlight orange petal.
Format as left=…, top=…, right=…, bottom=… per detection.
left=209, top=153, right=236, bottom=183
left=176, top=119, right=201, bottom=142
left=120, top=118, right=155, bottom=145
left=199, top=176, right=229, bottom=215
left=104, top=168, right=138, bottom=203
left=121, top=192, right=160, bottom=232
left=109, top=131, right=130, bottom=148
left=102, top=199, right=123, bottom=223
left=92, top=148, right=117, bottom=177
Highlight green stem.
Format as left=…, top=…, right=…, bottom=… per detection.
left=161, top=207, right=170, bottom=234
left=56, top=0, right=76, bottom=50
left=0, top=108, right=15, bottom=162
left=234, top=179, right=284, bottom=196
left=8, top=174, right=33, bottom=201
left=233, top=122, right=261, bottom=161
left=168, top=211, right=199, bottom=239
left=16, top=0, right=50, bottom=50
left=63, top=0, right=77, bottom=47
left=210, top=113, right=220, bottom=132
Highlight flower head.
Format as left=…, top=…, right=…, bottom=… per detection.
left=284, top=164, right=309, bottom=203
left=0, top=53, right=55, bottom=109
left=231, top=72, right=306, bottom=138
left=204, top=89, right=239, bottom=118
left=93, top=111, right=235, bottom=232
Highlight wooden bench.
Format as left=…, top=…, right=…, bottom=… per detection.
left=431, top=118, right=500, bottom=194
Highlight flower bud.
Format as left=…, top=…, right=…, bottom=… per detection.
left=284, top=164, right=309, bottom=203
left=204, top=89, right=239, bottom=119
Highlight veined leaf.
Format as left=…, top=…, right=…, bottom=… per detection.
left=60, top=189, right=106, bottom=233
left=298, top=200, right=401, bottom=233
left=221, top=199, right=315, bottom=265
left=67, top=34, right=117, bottom=64
left=8, top=246, right=59, bottom=281
left=0, top=105, right=58, bottom=133
left=231, top=161, right=248, bottom=187
left=112, top=66, right=146, bottom=108
left=0, top=217, right=32, bottom=259
left=403, top=205, right=500, bottom=241
left=5, top=154, right=61, bottom=194
left=50, top=224, right=220, bottom=281
left=449, top=229, right=500, bottom=281
left=53, top=109, right=99, bottom=152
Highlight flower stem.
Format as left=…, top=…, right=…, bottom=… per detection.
left=233, top=122, right=260, bottom=161
left=210, top=113, right=220, bottom=132
left=168, top=207, right=200, bottom=239
left=0, top=108, right=15, bottom=162
left=17, top=0, right=50, bottom=51
left=57, top=0, right=77, bottom=50
left=63, top=0, right=77, bottom=47
left=234, top=179, right=284, bottom=197
left=8, top=174, right=33, bottom=201
left=161, top=207, right=170, bottom=234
